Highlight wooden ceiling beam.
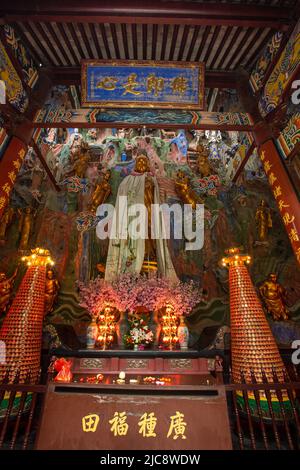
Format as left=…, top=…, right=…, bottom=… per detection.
left=57, top=21, right=79, bottom=65
left=131, top=23, right=138, bottom=60
left=203, top=25, right=221, bottom=64
left=67, top=22, right=86, bottom=60
left=1, top=1, right=292, bottom=30
left=121, top=24, right=130, bottom=60
left=151, top=24, right=158, bottom=61
left=177, top=25, right=190, bottom=61
left=195, top=25, right=210, bottom=62
left=168, top=24, right=179, bottom=61
left=78, top=23, right=94, bottom=58
left=46, top=22, right=72, bottom=66
left=89, top=23, right=103, bottom=60
left=185, top=25, right=200, bottom=62
left=110, top=23, right=121, bottom=59
left=209, top=26, right=231, bottom=69
left=160, top=24, right=169, bottom=61
left=34, top=21, right=64, bottom=65
left=142, top=24, right=148, bottom=60
left=99, top=23, right=111, bottom=59
left=3, top=16, right=290, bottom=30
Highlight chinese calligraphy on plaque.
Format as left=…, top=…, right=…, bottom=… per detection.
left=82, top=410, right=187, bottom=440
left=82, top=60, right=204, bottom=109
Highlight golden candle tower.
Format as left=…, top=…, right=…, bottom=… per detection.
left=0, top=248, right=54, bottom=383
left=221, top=248, right=290, bottom=416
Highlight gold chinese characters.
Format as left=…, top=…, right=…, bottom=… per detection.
left=96, top=73, right=189, bottom=97
left=82, top=410, right=187, bottom=440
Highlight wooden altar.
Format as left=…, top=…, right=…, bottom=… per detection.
left=35, top=349, right=231, bottom=450
left=59, top=348, right=224, bottom=381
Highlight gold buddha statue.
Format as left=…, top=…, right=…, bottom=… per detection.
left=175, top=170, right=203, bottom=210
left=196, top=144, right=213, bottom=178
left=259, top=273, right=289, bottom=321
left=0, top=268, right=18, bottom=315
left=44, top=269, right=60, bottom=315
left=255, top=199, right=272, bottom=241
left=89, top=169, right=112, bottom=214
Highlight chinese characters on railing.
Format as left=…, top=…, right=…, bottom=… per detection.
left=82, top=410, right=187, bottom=440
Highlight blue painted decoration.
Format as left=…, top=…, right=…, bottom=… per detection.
left=82, top=60, right=205, bottom=109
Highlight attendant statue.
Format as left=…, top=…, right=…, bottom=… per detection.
left=0, top=206, right=14, bottom=244
left=18, top=207, right=36, bottom=251
left=259, top=273, right=289, bottom=321
left=89, top=169, right=112, bottom=213
left=196, top=144, right=213, bottom=177
left=255, top=199, right=272, bottom=241
left=73, top=145, right=90, bottom=178
left=0, top=268, right=18, bottom=315
left=44, top=269, right=60, bottom=315
left=175, top=170, right=203, bottom=210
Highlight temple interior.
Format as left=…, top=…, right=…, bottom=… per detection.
left=0, top=0, right=300, bottom=453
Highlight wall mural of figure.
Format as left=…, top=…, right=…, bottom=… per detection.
left=1, top=125, right=299, bottom=350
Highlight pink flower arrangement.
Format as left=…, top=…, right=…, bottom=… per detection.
left=78, top=273, right=202, bottom=318
left=77, top=278, right=123, bottom=319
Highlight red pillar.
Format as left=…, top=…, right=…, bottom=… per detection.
left=258, top=139, right=300, bottom=264
left=0, top=137, right=27, bottom=219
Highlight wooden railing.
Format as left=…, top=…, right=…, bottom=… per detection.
left=0, top=370, right=47, bottom=450
left=225, top=366, right=300, bottom=450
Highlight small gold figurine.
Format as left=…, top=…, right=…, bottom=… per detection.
left=73, top=145, right=90, bottom=178
left=44, top=269, right=60, bottom=315
left=0, top=268, right=18, bottom=315
left=0, top=206, right=14, bottom=244
left=18, top=207, right=36, bottom=251
left=89, top=169, right=112, bottom=213
left=259, top=273, right=289, bottom=321
left=255, top=199, right=272, bottom=241
left=196, top=144, right=213, bottom=178
left=175, top=170, right=203, bottom=210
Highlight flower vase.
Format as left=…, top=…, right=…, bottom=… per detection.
left=86, top=320, right=98, bottom=349
left=177, top=316, right=189, bottom=350
left=133, top=344, right=139, bottom=351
